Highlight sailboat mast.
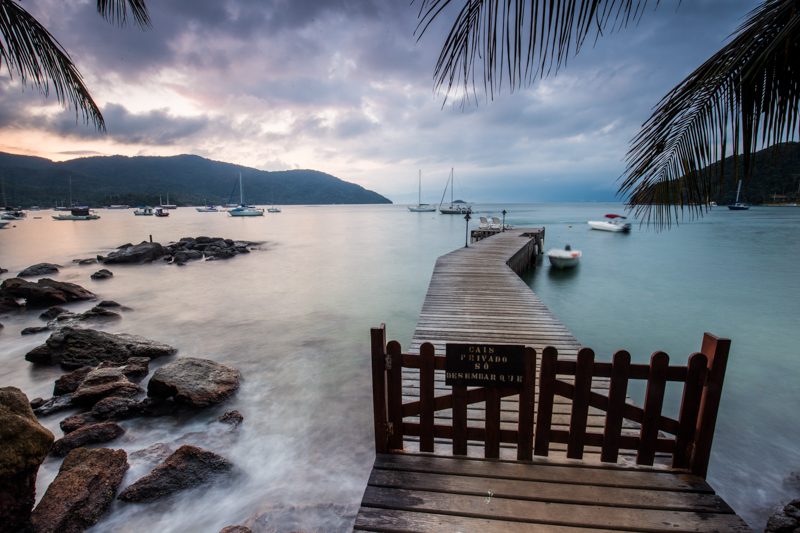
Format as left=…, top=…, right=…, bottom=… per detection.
left=450, top=168, right=454, bottom=206
left=735, top=180, right=742, bottom=203
left=239, top=172, right=244, bottom=205
left=418, top=170, right=422, bottom=205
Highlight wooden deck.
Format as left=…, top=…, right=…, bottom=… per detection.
left=357, top=229, right=750, bottom=532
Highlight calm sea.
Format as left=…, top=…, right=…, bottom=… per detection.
left=0, top=203, right=797, bottom=530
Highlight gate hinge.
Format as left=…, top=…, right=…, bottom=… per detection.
left=385, top=354, right=392, bottom=370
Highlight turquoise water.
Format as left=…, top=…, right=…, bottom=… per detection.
left=0, top=203, right=797, bottom=529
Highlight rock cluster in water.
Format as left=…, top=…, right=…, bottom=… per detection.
left=765, top=499, right=800, bottom=532
left=0, top=278, right=96, bottom=309
left=97, top=236, right=259, bottom=266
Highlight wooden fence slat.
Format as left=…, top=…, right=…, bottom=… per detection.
left=691, top=334, right=731, bottom=477
left=534, top=346, right=558, bottom=456
left=601, top=350, right=630, bottom=463
left=485, top=388, right=501, bottom=458
left=452, top=384, right=467, bottom=456
left=387, top=340, right=404, bottom=451
left=567, top=348, right=595, bottom=459
left=420, top=342, right=436, bottom=452
left=673, top=353, right=708, bottom=469
left=637, top=352, right=669, bottom=465
left=517, top=347, right=536, bottom=460
left=370, top=326, right=388, bottom=453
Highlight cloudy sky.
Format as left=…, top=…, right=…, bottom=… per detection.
left=0, top=0, right=760, bottom=202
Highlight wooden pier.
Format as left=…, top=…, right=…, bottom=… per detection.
left=356, top=228, right=750, bottom=531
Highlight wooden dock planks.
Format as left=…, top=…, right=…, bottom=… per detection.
left=357, top=229, right=750, bottom=531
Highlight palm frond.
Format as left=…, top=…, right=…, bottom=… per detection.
left=620, top=0, right=800, bottom=227
left=415, top=0, right=661, bottom=101
left=96, top=0, right=150, bottom=28
left=0, top=0, right=104, bottom=129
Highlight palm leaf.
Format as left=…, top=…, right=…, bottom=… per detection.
left=96, top=0, right=150, bottom=27
left=0, top=0, right=104, bottom=128
left=415, top=0, right=661, bottom=102
left=620, top=0, right=800, bottom=227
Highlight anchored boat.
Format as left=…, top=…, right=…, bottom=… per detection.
left=52, top=207, right=100, bottom=220
left=588, top=214, right=631, bottom=233
left=408, top=170, right=436, bottom=212
left=547, top=244, right=582, bottom=269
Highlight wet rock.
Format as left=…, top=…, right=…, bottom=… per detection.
left=51, top=422, right=125, bottom=457
left=22, top=326, right=50, bottom=335
left=220, top=527, right=252, bottom=533
left=98, top=241, right=166, bottom=264
left=0, top=266, right=7, bottom=274
left=0, top=387, right=55, bottom=532
left=18, top=263, right=61, bottom=278
left=98, top=357, right=149, bottom=382
left=29, top=397, right=45, bottom=409
left=217, top=410, right=244, bottom=427
left=53, top=305, right=121, bottom=326
left=53, top=366, right=93, bottom=396
left=117, top=445, right=233, bottom=503
left=32, top=394, right=74, bottom=417
left=0, top=278, right=95, bottom=307
left=0, top=296, right=23, bottom=312
left=31, top=447, right=128, bottom=533
left=129, top=442, right=174, bottom=465
left=72, top=258, right=97, bottom=265
left=765, top=499, right=800, bottom=532
left=60, top=412, right=97, bottom=434
left=25, top=327, right=176, bottom=369
left=148, top=357, right=241, bottom=408
left=39, top=306, right=69, bottom=320
left=71, top=367, right=142, bottom=407
left=90, top=396, right=143, bottom=420
left=97, top=300, right=121, bottom=308
left=90, top=268, right=113, bottom=280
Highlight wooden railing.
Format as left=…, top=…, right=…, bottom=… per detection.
left=534, top=333, right=730, bottom=477
left=370, top=325, right=729, bottom=478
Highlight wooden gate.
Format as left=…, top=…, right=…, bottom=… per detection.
left=370, top=325, right=729, bottom=478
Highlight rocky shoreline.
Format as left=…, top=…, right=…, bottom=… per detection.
left=0, top=237, right=257, bottom=532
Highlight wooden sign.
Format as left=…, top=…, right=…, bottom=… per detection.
left=445, top=343, right=525, bottom=387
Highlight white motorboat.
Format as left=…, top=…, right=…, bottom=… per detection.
left=196, top=205, right=219, bottom=212
left=267, top=206, right=281, bottom=213
left=408, top=170, right=436, bottom=212
left=52, top=207, right=100, bottom=220
left=228, top=173, right=264, bottom=217
left=588, top=214, right=631, bottom=233
left=134, top=206, right=154, bottom=216
left=154, top=207, right=169, bottom=217
left=438, top=168, right=471, bottom=214
left=728, top=180, right=750, bottom=210
left=547, top=245, right=582, bottom=269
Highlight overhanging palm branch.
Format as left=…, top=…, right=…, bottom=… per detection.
left=620, top=0, right=800, bottom=227
left=0, top=0, right=150, bottom=130
left=415, top=0, right=661, bottom=101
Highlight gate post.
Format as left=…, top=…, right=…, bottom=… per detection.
left=370, top=325, right=389, bottom=453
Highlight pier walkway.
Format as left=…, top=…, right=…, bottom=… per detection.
left=356, top=228, right=750, bottom=531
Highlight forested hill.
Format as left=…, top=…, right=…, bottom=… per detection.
left=710, top=142, right=800, bottom=204
left=0, top=152, right=392, bottom=207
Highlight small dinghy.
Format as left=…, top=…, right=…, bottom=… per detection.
left=547, top=244, right=581, bottom=269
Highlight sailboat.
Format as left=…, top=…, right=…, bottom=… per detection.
left=54, top=177, right=73, bottom=211
left=728, top=180, right=750, bottom=210
left=438, top=168, right=471, bottom=214
left=228, top=173, right=264, bottom=217
left=267, top=183, right=281, bottom=213
left=160, top=193, right=177, bottom=209
left=408, top=170, right=436, bottom=212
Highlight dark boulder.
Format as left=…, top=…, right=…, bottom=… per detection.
left=39, top=306, right=69, bottom=320
left=148, top=357, right=241, bottom=407
left=31, top=447, right=128, bottom=533
left=72, top=258, right=97, bottom=265
left=0, top=266, right=7, bottom=274
left=51, top=422, right=125, bottom=457
left=0, top=387, right=54, bottom=532
left=18, top=263, right=61, bottom=278
left=0, top=278, right=95, bottom=307
left=98, top=241, right=165, bottom=264
left=60, top=412, right=97, bottom=434
left=117, top=445, right=233, bottom=503
left=53, top=366, right=92, bottom=396
left=90, top=269, right=113, bottom=280
left=217, top=410, right=244, bottom=427
left=0, top=296, right=23, bottom=312
left=98, top=357, right=149, bottom=382
left=53, top=305, right=121, bottom=326
left=25, top=327, right=176, bottom=369
left=765, top=499, right=800, bottom=532
left=90, top=396, right=143, bottom=420
left=32, top=394, right=74, bottom=417
left=71, top=367, right=142, bottom=407
left=22, top=326, right=50, bottom=335
left=97, top=300, right=121, bottom=308
left=220, top=527, right=252, bottom=533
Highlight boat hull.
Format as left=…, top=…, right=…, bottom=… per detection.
left=728, top=204, right=750, bottom=210
left=52, top=215, right=100, bottom=220
left=547, top=249, right=581, bottom=269
left=588, top=221, right=631, bottom=233
left=409, top=205, right=436, bottom=212
left=439, top=206, right=471, bottom=215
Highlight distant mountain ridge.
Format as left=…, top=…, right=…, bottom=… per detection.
left=708, top=142, right=800, bottom=204
left=0, top=152, right=392, bottom=207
